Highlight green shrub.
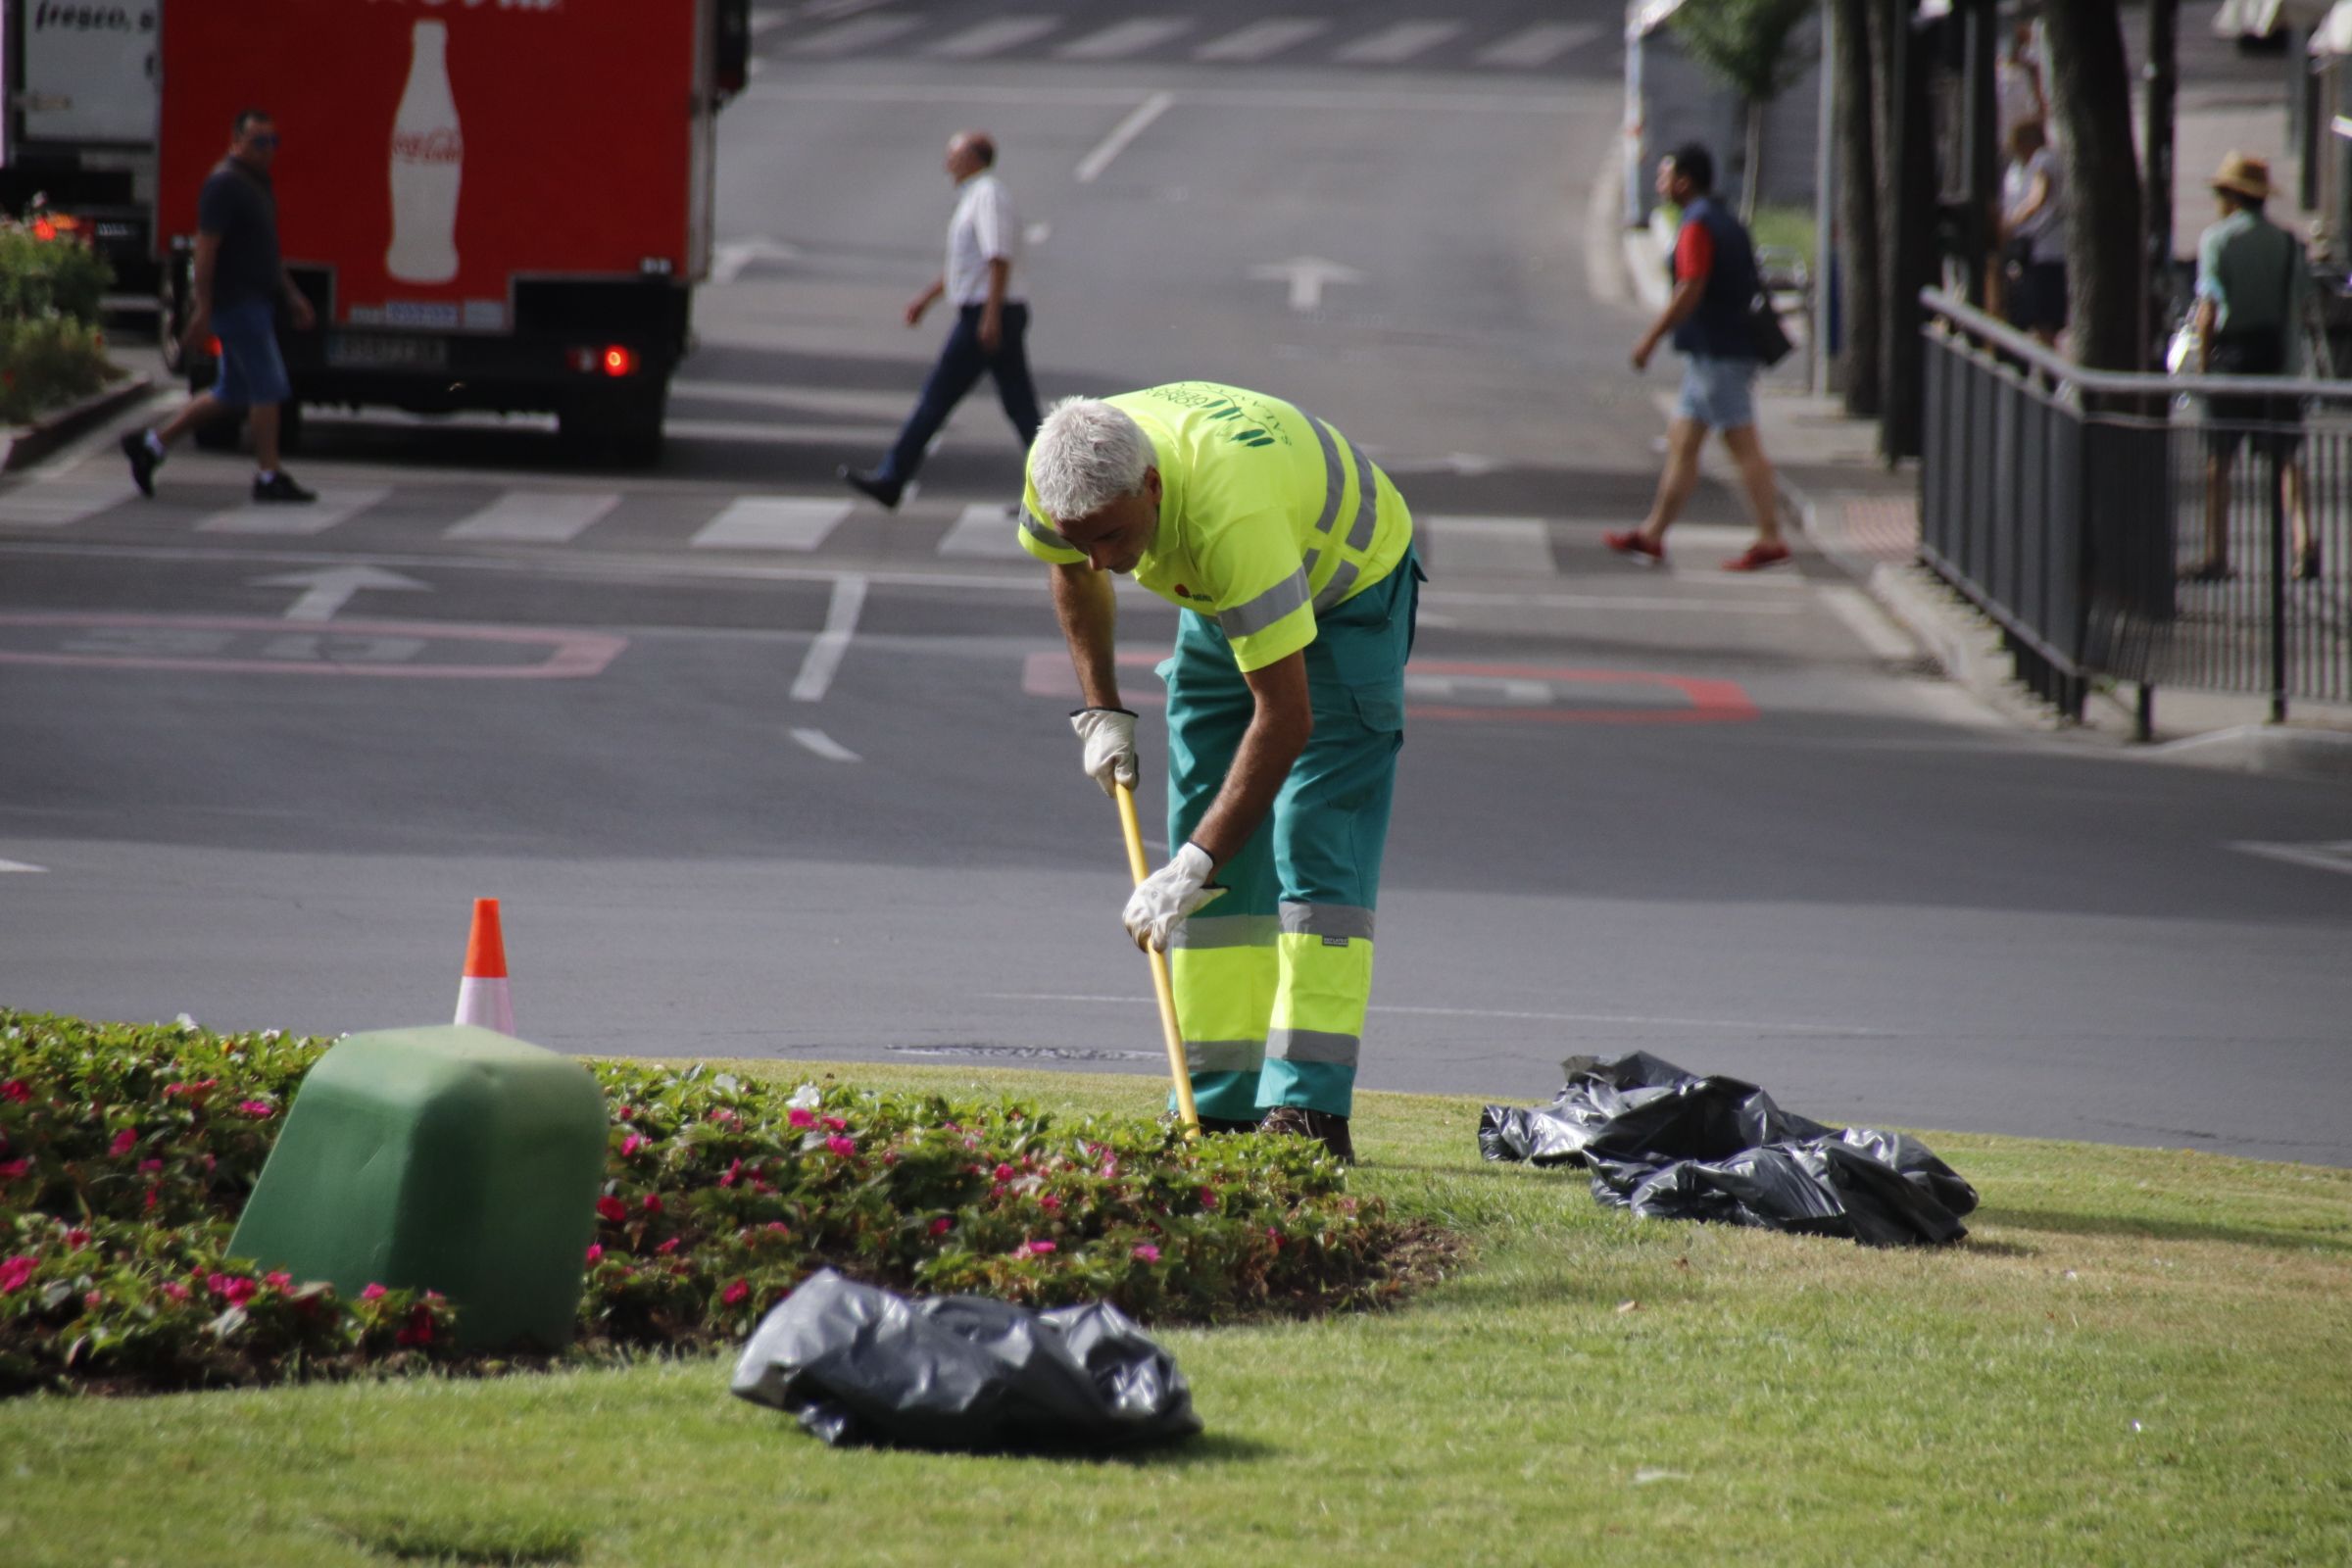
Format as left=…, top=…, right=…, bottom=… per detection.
left=0, top=219, right=112, bottom=324
left=0, top=1011, right=1446, bottom=1396
left=0, top=219, right=122, bottom=424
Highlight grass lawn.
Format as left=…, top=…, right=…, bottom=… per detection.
left=8, top=1061, right=2348, bottom=1566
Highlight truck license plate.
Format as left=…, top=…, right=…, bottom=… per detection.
left=326, top=333, right=448, bottom=369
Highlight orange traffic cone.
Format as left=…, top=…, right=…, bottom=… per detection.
left=453, top=898, right=514, bottom=1035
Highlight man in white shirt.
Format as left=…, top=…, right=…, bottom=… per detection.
left=842, top=130, right=1043, bottom=511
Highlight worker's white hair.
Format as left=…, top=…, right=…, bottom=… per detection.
left=1031, top=396, right=1152, bottom=521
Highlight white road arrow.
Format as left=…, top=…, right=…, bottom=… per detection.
left=1248, top=256, right=1364, bottom=313
left=252, top=565, right=430, bottom=623
left=711, top=236, right=804, bottom=285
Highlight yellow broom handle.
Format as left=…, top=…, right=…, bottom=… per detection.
left=1115, top=783, right=1201, bottom=1136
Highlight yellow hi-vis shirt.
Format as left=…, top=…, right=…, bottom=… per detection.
left=1018, top=382, right=1414, bottom=672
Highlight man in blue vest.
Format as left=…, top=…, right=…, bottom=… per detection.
left=1608, top=143, right=1788, bottom=572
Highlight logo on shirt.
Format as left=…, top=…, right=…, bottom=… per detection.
left=1170, top=584, right=1212, bottom=602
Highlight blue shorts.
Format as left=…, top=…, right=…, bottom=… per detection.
left=209, top=297, right=291, bottom=409
left=1675, top=352, right=1758, bottom=431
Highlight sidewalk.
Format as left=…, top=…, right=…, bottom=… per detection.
left=1619, top=220, right=2352, bottom=781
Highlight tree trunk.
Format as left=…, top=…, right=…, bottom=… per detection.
left=2042, top=0, right=2144, bottom=371
left=1742, top=95, right=1766, bottom=223
left=1835, top=0, right=1881, bottom=416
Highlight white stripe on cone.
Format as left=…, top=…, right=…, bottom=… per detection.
left=455, top=975, right=514, bottom=1035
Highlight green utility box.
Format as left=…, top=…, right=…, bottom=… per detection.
left=228, top=1025, right=608, bottom=1351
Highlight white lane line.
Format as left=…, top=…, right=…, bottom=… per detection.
left=1055, top=18, right=1189, bottom=60
left=787, top=13, right=918, bottom=55
left=1335, top=21, right=1461, bottom=65
left=789, top=727, right=862, bottom=762
left=1420, top=514, right=1556, bottom=576
left=196, top=487, right=390, bottom=536
left=0, top=479, right=137, bottom=527
left=1818, top=583, right=1920, bottom=662
left=2229, top=840, right=2352, bottom=877
left=747, top=80, right=1609, bottom=114
left=1195, top=18, right=1328, bottom=62
left=443, top=491, right=620, bottom=544
left=928, top=15, right=1059, bottom=57
left=691, top=497, right=853, bottom=550
left=982, top=993, right=1912, bottom=1038
left=1477, top=22, right=1601, bottom=67
left=791, top=573, right=867, bottom=702
left=1075, top=91, right=1174, bottom=184
left=0, top=858, right=48, bottom=873
left=938, top=503, right=1026, bottom=559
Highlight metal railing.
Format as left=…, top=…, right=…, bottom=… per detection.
left=1919, top=289, right=2351, bottom=728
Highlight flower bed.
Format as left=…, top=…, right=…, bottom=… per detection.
left=0, top=218, right=120, bottom=426
left=0, top=1012, right=1447, bottom=1396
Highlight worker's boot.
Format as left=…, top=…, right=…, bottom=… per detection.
left=1259, top=1104, right=1353, bottom=1164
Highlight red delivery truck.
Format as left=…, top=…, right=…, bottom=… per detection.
left=157, top=0, right=748, bottom=464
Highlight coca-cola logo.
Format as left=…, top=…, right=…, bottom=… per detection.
left=393, top=128, right=463, bottom=162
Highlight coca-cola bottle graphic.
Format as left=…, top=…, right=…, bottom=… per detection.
left=385, top=19, right=462, bottom=284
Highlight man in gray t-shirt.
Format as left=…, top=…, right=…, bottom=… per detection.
left=119, top=109, right=318, bottom=505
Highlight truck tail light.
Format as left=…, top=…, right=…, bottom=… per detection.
left=601, top=346, right=637, bottom=377
left=206, top=336, right=221, bottom=357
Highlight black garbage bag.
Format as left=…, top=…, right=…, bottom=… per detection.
left=1481, top=1054, right=1978, bottom=1248
left=729, top=1269, right=1202, bottom=1451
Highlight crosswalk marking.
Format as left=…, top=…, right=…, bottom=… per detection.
left=0, top=479, right=135, bottom=527
left=1335, top=22, right=1462, bottom=65
left=928, top=15, right=1060, bottom=58
left=690, top=497, right=852, bottom=551
left=443, top=491, right=620, bottom=544
left=1421, top=514, right=1556, bottom=576
left=1195, top=18, right=1328, bottom=63
left=195, top=487, right=390, bottom=537
left=1054, top=18, right=1190, bottom=60
left=788, top=13, right=920, bottom=56
left=938, top=503, right=1026, bottom=559
left=1476, top=22, right=1603, bottom=67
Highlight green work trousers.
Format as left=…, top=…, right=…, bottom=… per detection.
left=1158, top=553, right=1421, bottom=1120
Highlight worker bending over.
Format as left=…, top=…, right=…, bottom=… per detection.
left=1022, top=384, right=1421, bottom=1162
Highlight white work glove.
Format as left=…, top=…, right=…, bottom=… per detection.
left=1123, top=841, right=1224, bottom=953
left=1069, top=707, right=1140, bottom=797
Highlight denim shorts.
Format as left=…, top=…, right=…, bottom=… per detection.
left=1675, top=352, right=1759, bottom=431
left=210, top=297, right=291, bottom=409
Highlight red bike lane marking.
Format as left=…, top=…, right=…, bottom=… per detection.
left=0, top=612, right=625, bottom=679
left=1021, top=651, right=1756, bottom=724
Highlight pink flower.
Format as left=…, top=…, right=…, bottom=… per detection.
left=994, top=1163, right=1015, bottom=1182
left=1040, top=1195, right=1061, bottom=1212
left=764, top=1221, right=790, bottom=1236
left=137, top=1158, right=163, bottom=1173
left=787, top=1107, right=815, bottom=1130
left=360, top=1283, right=388, bottom=1301
left=1131, top=1244, right=1160, bottom=1263
left=0, top=1157, right=28, bottom=1181
left=1198, top=1188, right=1219, bottom=1210
left=584, top=1245, right=603, bottom=1264
left=162, top=1281, right=191, bottom=1302
left=656, top=1238, right=680, bottom=1255
left=143, top=1187, right=159, bottom=1213
left=825, top=1136, right=857, bottom=1158
left=620, top=1133, right=646, bottom=1157
left=109, top=1127, right=137, bottom=1157
left=718, top=1158, right=742, bottom=1188
left=0, top=1079, right=28, bottom=1102
left=929, top=1216, right=952, bottom=1237
left=396, top=1304, right=435, bottom=1348
left=708, top=1106, right=741, bottom=1126
left=207, top=1273, right=257, bottom=1306
left=821, top=1115, right=848, bottom=1133
left=721, top=1278, right=750, bottom=1306
left=0, top=1255, right=35, bottom=1293
left=1101, top=1160, right=1119, bottom=1180
left=595, top=1196, right=629, bottom=1223
left=1025, top=1240, right=1056, bottom=1256
left=83, top=1289, right=104, bottom=1311
left=642, top=1193, right=663, bottom=1214
left=236, top=1100, right=274, bottom=1119
left=65, top=1228, right=89, bottom=1249
left=265, top=1271, right=292, bottom=1291
left=1265, top=1227, right=1283, bottom=1250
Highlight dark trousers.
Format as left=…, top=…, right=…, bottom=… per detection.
left=879, top=302, right=1042, bottom=483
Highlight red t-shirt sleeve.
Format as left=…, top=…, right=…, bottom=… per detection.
left=1674, top=220, right=1715, bottom=284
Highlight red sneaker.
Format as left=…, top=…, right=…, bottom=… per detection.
left=1603, top=529, right=1665, bottom=565
left=1722, top=540, right=1792, bottom=572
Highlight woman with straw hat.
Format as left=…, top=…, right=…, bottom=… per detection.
left=2187, top=152, right=2317, bottom=584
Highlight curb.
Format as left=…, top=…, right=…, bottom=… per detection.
left=3, top=372, right=156, bottom=471
left=2139, top=723, right=2352, bottom=782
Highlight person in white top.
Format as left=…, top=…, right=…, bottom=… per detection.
left=1996, top=119, right=2067, bottom=347
left=842, top=130, right=1043, bottom=511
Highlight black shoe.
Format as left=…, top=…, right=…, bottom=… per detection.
left=838, top=466, right=903, bottom=512
left=1259, top=1104, right=1354, bottom=1163
left=120, top=431, right=158, bottom=498
left=251, top=471, right=317, bottom=504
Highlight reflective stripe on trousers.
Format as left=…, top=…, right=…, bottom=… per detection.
left=1158, top=550, right=1418, bottom=1121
